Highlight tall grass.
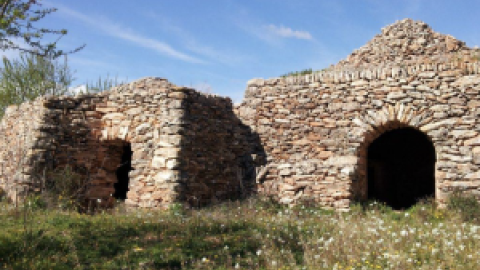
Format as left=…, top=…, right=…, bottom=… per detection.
left=1, top=196, right=480, bottom=269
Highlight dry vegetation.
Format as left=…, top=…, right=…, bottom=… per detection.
left=1, top=193, right=480, bottom=269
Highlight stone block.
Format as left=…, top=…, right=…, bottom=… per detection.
left=324, top=156, right=358, bottom=166
left=154, top=170, right=182, bottom=183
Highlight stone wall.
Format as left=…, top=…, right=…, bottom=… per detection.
left=180, top=91, right=256, bottom=206
left=2, top=18, right=479, bottom=211
left=0, top=99, right=49, bottom=202
left=234, top=19, right=480, bottom=210
left=236, top=61, right=480, bottom=210
left=0, top=77, right=257, bottom=208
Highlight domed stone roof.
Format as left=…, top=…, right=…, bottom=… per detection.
left=336, top=18, right=471, bottom=68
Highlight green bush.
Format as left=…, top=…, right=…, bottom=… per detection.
left=281, top=68, right=314, bottom=78
left=447, top=191, right=480, bottom=223
left=44, top=165, right=89, bottom=211
left=0, top=53, right=72, bottom=119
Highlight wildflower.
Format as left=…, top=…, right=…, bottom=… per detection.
left=256, top=250, right=262, bottom=256
left=235, top=263, right=240, bottom=269
left=224, top=245, right=229, bottom=250
left=202, top=257, right=209, bottom=262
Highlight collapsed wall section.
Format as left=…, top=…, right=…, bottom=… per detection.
left=236, top=62, right=480, bottom=210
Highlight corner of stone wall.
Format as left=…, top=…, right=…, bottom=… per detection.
left=0, top=97, right=54, bottom=202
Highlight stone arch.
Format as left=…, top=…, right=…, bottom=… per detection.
left=352, top=104, right=438, bottom=208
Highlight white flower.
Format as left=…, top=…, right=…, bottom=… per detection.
left=256, top=250, right=262, bottom=256
left=224, top=245, right=229, bottom=250
left=235, top=263, right=240, bottom=269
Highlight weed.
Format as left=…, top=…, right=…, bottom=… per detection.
left=1, top=195, right=480, bottom=269
left=447, top=190, right=480, bottom=223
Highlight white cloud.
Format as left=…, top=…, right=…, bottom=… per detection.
left=264, top=24, right=313, bottom=40
left=52, top=3, right=204, bottom=64
left=145, top=12, right=251, bottom=66
left=233, top=10, right=313, bottom=44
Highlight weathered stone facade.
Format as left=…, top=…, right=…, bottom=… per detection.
left=1, top=19, right=479, bottom=210
left=0, top=78, right=257, bottom=208
left=236, top=19, right=480, bottom=210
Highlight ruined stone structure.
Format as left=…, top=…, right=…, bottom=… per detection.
left=1, top=19, right=479, bottom=210
left=237, top=19, right=480, bottom=210
left=0, top=78, right=257, bottom=208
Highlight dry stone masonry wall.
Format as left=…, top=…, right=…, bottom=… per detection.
left=1, top=19, right=479, bottom=210
left=0, top=99, right=49, bottom=202
left=336, top=19, right=477, bottom=68
left=0, top=78, right=257, bottom=209
left=237, top=62, right=480, bottom=210
left=236, top=19, right=480, bottom=210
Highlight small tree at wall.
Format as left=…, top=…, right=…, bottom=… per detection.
left=0, top=53, right=73, bottom=118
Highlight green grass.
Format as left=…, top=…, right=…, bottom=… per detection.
left=1, top=196, right=480, bottom=269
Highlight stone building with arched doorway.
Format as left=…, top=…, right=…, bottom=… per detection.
left=236, top=19, right=480, bottom=210
left=1, top=19, right=479, bottom=211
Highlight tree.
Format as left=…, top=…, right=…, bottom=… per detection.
left=0, top=0, right=84, bottom=58
left=0, top=53, right=72, bottom=118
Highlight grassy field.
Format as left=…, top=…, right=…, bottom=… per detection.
left=1, top=195, right=480, bottom=270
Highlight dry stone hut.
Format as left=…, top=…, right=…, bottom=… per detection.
left=0, top=78, right=259, bottom=208
left=236, top=19, right=480, bottom=210
left=1, top=19, right=480, bottom=210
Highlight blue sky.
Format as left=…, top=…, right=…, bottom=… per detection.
left=4, top=0, right=480, bottom=102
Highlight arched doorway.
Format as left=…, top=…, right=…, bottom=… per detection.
left=367, top=127, right=436, bottom=209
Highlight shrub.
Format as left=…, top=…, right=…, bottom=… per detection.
left=44, top=165, right=89, bottom=211
left=281, top=68, right=314, bottom=78
left=447, top=190, right=480, bottom=223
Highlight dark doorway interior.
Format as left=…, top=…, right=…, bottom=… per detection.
left=114, top=143, right=133, bottom=200
left=367, top=128, right=436, bottom=209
